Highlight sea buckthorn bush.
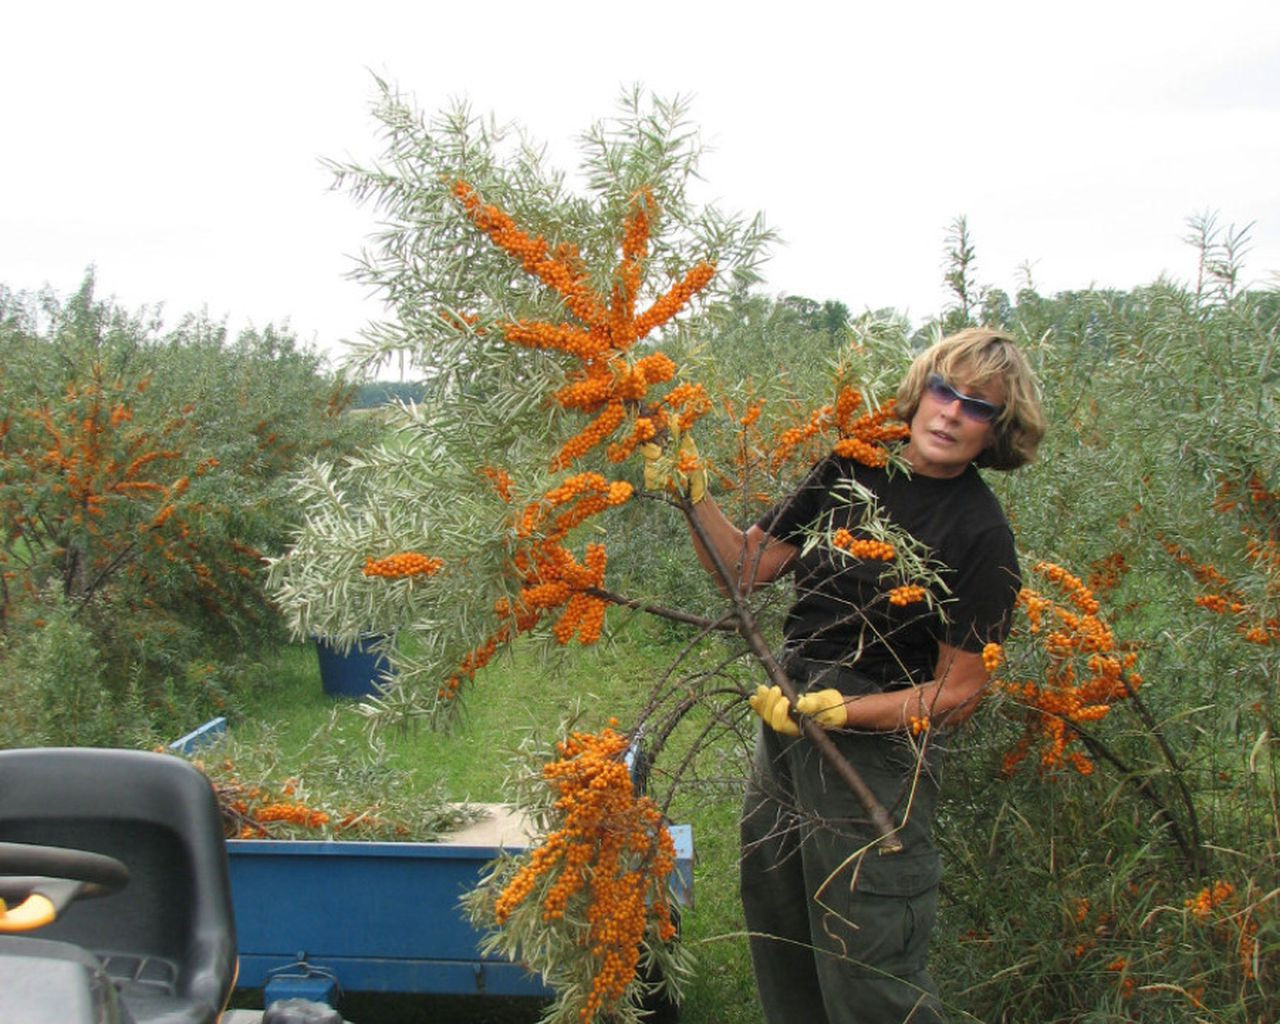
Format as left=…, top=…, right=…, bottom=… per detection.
left=927, top=223, right=1278, bottom=1021
left=0, top=275, right=374, bottom=744
left=268, top=89, right=784, bottom=730
left=265, top=88, right=933, bottom=1020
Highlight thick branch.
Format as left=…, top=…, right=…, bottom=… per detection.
left=73, top=537, right=141, bottom=615
left=680, top=493, right=904, bottom=853
left=1116, top=673, right=1203, bottom=863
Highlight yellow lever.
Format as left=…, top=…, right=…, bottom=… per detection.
left=0, top=893, right=56, bottom=932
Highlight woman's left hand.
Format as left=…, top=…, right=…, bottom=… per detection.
left=750, top=684, right=847, bottom=736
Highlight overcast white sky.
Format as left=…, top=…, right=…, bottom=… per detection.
left=3, top=1, right=1278, bottom=365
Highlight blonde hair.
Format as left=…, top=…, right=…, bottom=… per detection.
left=896, top=328, right=1045, bottom=471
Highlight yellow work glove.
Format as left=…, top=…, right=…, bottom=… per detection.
left=639, top=441, right=665, bottom=491
left=639, top=431, right=707, bottom=503
left=749, top=685, right=847, bottom=737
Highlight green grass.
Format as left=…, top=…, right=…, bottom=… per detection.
left=229, top=624, right=759, bottom=1024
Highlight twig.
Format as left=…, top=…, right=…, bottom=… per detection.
left=586, top=586, right=739, bottom=633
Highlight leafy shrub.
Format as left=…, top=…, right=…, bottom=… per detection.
left=0, top=594, right=132, bottom=747
left=0, top=273, right=378, bottom=745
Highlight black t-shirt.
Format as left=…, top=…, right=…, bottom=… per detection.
left=756, top=456, right=1020, bottom=689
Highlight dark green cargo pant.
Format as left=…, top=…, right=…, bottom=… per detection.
left=740, top=662, right=948, bottom=1024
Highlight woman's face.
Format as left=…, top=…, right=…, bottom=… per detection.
left=903, top=370, right=1005, bottom=478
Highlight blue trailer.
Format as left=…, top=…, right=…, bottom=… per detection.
left=172, top=717, right=695, bottom=1011
left=226, top=810, right=694, bottom=1008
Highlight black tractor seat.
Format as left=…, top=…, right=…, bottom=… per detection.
left=0, top=747, right=237, bottom=1024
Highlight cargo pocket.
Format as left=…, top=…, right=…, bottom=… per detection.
left=818, top=849, right=941, bottom=978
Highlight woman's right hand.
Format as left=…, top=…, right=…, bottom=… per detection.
left=639, top=431, right=706, bottom=504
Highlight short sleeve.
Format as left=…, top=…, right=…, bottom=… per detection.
left=939, top=523, right=1021, bottom=652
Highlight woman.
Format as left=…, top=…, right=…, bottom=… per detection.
left=683, top=328, right=1045, bottom=1023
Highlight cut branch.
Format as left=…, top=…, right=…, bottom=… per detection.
left=679, top=493, right=904, bottom=853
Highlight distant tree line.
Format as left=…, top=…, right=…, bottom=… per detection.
left=351, top=380, right=429, bottom=408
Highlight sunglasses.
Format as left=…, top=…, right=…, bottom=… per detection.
left=924, top=373, right=1003, bottom=423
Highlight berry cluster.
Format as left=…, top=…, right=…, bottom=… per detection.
left=887, top=584, right=928, bottom=607
left=439, top=476, right=633, bottom=706
left=1184, top=880, right=1259, bottom=981
left=831, top=528, right=895, bottom=561
left=765, top=390, right=909, bottom=474
left=1162, top=475, right=1280, bottom=646
left=453, top=181, right=716, bottom=471
left=494, top=727, right=678, bottom=1022
left=362, top=551, right=444, bottom=579
left=996, top=561, right=1142, bottom=776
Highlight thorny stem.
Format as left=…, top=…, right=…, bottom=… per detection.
left=1053, top=713, right=1202, bottom=874
left=1116, top=672, right=1204, bottom=867
left=648, top=688, right=746, bottom=819
left=630, top=605, right=743, bottom=737
left=678, top=492, right=904, bottom=853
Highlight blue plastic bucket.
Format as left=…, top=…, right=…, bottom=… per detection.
left=314, top=634, right=392, bottom=698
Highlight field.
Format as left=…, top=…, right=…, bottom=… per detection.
left=4, top=95, right=1277, bottom=1023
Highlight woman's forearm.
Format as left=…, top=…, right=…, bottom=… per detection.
left=839, top=643, right=990, bottom=731
left=839, top=678, right=980, bottom=731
